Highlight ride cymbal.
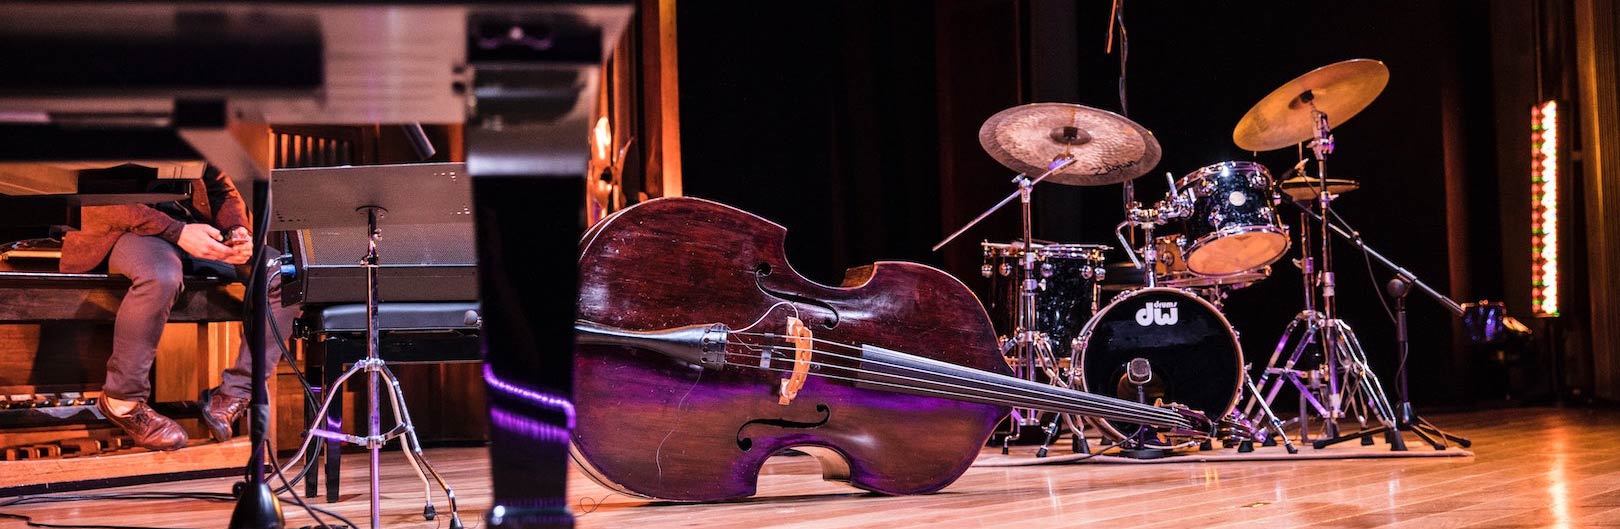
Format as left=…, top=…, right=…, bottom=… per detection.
left=978, top=103, right=1162, bottom=186
left=1233, top=59, right=1390, bottom=152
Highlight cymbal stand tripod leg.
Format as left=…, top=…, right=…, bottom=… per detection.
left=1249, top=310, right=1333, bottom=443
left=1311, top=319, right=1404, bottom=451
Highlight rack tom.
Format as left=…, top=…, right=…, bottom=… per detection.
left=1176, top=161, right=1289, bottom=276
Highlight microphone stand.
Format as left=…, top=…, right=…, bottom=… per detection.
left=1281, top=199, right=1472, bottom=449
left=229, top=178, right=284, bottom=529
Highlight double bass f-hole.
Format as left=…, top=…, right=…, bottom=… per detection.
left=738, top=316, right=832, bottom=451
left=735, top=404, right=832, bottom=451
left=755, top=262, right=840, bottom=329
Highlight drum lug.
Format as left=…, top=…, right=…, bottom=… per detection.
left=1070, top=333, right=1090, bottom=357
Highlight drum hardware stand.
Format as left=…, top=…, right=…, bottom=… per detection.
left=1282, top=200, right=1473, bottom=450
left=1094, top=175, right=1197, bottom=459
left=934, top=156, right=1078, bottom=453
left=1241, top=369, right=1298, bottom=454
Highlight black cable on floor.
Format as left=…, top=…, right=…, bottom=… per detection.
left=0, top=490, right=353, bottom=529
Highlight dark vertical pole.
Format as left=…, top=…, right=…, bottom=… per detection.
left=466, top=9, right=630, bottom=529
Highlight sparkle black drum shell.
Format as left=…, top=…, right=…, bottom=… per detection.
left=1075, top=287, right=1243, bottom=441
left=1176, top=161, right=1289, bottom=276
left=984, top=243, right=1107, bottom=356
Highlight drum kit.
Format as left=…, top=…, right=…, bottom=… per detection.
left=937, top=59, right=1463, bottom=458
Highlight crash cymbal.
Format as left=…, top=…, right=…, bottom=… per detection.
left=1233, top=59, right=1390, bottom=152
left=1280, top=176, right=1361, bottom=201
left=979, top=103, right=1162, bottom=186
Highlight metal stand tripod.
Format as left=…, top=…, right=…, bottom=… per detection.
left=935, top=156, right=1082, bottom=454
left=300, top=207, right=463, bottom=529
left=268, top=163, right=472, bottom=529
left=1281, top=204, right=1472, bottom=450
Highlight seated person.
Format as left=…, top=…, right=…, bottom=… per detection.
left=60, top=166, right=299, bottom=451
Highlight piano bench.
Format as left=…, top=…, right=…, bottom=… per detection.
left=299, top=301, right=481, bottom=503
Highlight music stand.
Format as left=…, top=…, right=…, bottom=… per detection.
left=270, top=162, right=470, bottom=529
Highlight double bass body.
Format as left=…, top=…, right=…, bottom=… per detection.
left=574, top=197, right=1008, bottom=501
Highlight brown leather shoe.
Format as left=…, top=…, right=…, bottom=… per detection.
left=199, top=387, right=248, bottom=443
left=97, top=398, right=187, bottom=451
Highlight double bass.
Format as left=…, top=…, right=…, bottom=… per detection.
left=572, top=197, right=1220, bottom=502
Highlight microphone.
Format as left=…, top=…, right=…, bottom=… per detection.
left=1127, top=357, right=1152, bottom=386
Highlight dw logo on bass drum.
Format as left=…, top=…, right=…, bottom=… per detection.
left=1135, top=301, right=1179, bottom=326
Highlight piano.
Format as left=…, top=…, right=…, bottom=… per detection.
left=0, top=3, right=630, bottom=526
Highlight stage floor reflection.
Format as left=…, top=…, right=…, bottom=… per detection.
left=6, top=407, right=1617, bottom=529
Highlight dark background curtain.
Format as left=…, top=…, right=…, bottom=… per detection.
left=677, top=0, right=1543, bottom=406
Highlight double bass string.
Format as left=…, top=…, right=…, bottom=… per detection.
left=719, top=353, right=1185, bottom=429
left=723, top=333, right=1190, bottom=428
left=727, top=332, right=1188, bottom=426
left=727, top=330, right=1187, bottom=424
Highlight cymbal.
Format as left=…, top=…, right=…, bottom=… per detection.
left=1233, top=59, right=1390, bottom=152
left=978, top=103, right=1162, bottom=186
left=1279, top=176, right=1361, bottom=201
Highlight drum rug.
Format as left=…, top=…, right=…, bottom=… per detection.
left=973, top=438, right=1473, bottom=467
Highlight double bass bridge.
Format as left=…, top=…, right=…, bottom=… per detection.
left=777, top=317, right=815, bottom=405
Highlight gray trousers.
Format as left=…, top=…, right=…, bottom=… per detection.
left=103, top=233, right=301, bottom=402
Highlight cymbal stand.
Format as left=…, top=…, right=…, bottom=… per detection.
left=1246, top=99, right=1402, bottom=449
left=934, top=156, right=1077, bottom=453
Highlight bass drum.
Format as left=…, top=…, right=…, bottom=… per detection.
left=1074, top=287, right=1243, bottom=443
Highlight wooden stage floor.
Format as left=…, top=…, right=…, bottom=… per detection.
left=4, top=407, right=1618, bottom=529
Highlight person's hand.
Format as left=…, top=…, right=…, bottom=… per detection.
left=176, top=224, right=235, bottom=262
left=225, top=227, right=251, bottom=246
left=221, top=227, right=252, bottom=265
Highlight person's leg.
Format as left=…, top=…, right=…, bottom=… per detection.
left=101, top=233, right=189, bottom=451
left=203, top=251, right=300, bottom=442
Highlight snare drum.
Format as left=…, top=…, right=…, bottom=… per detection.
left=1176, top=161, right=1289, bottom=276
left=982, top=242, right=1109, bottom=357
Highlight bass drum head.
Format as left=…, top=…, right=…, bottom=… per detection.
left=1076, top=287, right=1243, bottom=443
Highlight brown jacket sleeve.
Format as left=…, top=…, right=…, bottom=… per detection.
left=203, top=166, right=250, bottom=234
